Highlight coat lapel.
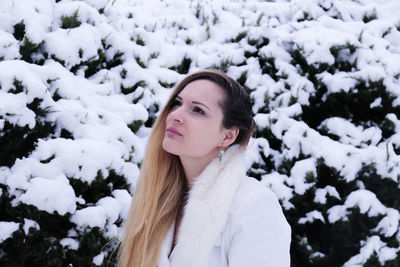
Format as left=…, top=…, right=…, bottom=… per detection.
left=158, top=220, right=175, bottom=267
left=169, top=145, right=245, bottom=267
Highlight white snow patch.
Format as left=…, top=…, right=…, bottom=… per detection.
left=0, top=221, right=19, bottom=242
left=19, top=176, right=77, bottom=216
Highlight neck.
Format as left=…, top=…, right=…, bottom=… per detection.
left=179, top=150, right=219, bottom=188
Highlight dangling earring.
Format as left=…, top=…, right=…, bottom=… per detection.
left=219, top=147, right=224, bottom=162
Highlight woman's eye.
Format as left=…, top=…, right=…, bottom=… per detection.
left=170, top=100, right=181, bottom=108
left=193, top=107, right=205, bottom=115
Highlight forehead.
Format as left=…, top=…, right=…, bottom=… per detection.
left=178, top=79, right=225, bottom=106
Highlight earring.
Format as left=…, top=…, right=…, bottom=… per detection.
left=219, top=147, right=224, bottom=162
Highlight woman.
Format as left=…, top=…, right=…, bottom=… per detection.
left=117, top=70, right=291, bottom=267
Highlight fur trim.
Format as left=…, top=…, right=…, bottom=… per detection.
left=170, top=145, right=245, bottom=267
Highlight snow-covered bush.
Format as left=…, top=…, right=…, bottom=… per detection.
left=1, top=0, right=399, bottom=266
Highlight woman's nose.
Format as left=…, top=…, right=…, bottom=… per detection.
left=169, top=106, right=184, bottom=123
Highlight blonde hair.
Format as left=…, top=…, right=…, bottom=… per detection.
left=117, top=70, right=255, bottom=267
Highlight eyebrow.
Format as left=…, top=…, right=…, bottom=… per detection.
left=176, top=95, right=211, bottom=111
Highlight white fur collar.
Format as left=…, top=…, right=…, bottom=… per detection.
left=169, top=145, right=245, bottom=267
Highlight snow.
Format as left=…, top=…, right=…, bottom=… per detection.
left=19, top=176, right=77, bottom=216
left=318, top=72, right=358, bottom=94
left=343, top=236, right=399, bottom=266
left=374, top=208, right=400, bottom=237
left=0, top=30, right=19, bottom=60
left=112, top=189, right=133, bottom=219
left=261, top=172, right=294, bottom=210
left=93, top=252, right=105, bottom=265
left=44, top=25, right=103, bottom=68
left=71, top=206, right=107, bottom=229
left=0, top=91, right=36, bottom=129
left=0, top=221, right=19, bottom=242
left=60, top=238, right=79, bottom=250
left=299, top=210, right=325, bottom=224
left=314, top=186, right=341, bottom=205
left=97, top=196, right=121, bottom=224
left=287, top=158, right=316, bottom=195
left=23, top=218, right=40, bottom=235
left=319, top=117, right=382, bottom=147
left=327, top=190, right=387, bottom=223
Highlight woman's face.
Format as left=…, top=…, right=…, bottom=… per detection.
left=162, top=79, right=237, bottom=162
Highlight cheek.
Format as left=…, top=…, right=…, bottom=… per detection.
left=190, top=121, right=222, bottom=145
left=165, top=112, right=172, bottom=123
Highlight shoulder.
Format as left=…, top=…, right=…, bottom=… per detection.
left=228, top=176, right=291, bottom=239
left=230, top=176, right=284, bottom=215
left=224, top=176, right=292, bottom=267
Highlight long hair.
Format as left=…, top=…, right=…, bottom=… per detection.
left=117, top=69, right=255, bottom=267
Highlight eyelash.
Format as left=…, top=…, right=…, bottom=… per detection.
left=170, top=100, right=205, bottom=115
left=170, top=100, right=181, bottom=107
left=193, top=107, right=205, bottom=115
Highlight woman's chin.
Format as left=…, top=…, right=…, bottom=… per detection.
left=162, top=140, right=180, bottom=156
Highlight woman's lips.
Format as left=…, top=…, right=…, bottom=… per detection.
left=166, top=127, right=182, bottom=137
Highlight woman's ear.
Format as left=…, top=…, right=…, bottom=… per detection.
left=221, top=127, right=239, bottom=147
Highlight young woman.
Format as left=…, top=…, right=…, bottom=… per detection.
left=117, top=70, right=291, bottom=267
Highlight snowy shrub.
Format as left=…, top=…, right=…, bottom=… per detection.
left=1, top=0, right=400, bottom=266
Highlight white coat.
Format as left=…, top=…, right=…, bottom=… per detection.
left=157, top=145, right=291, bottom=267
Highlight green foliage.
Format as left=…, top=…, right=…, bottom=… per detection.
left=19, top=37, right=45, bottom=64
left=150, top=52, right=159, bottom=59
left=128, top=120, right=144, bottom=133
left=256, top=12, right=264, bottom=26
left=135, top=56, right=146, bottom=68
left=297, top=12, right=312, bottom=22
left=70, top=44, right=124, bottom=78
left=135, top=35, right=145, bottom=46
left=195, top=2, right=202, bottom=19
left=205, top=23, right=211, bottom=39
left=259, top=56, right=280, bottom=82
left=358, top=164, right=400, bottom=212
left=0, top=200, right=113, bottom=266
left=60, top=128, right=74, bottom=139
left=70, top=169, right=129, bottom=207
left=51, top=87, right=62, bottom=102
left=287, top=159, right=387, bottom=267
left=256, top=123, right=282, bottom=152
left=212, top=10, right=219, bottom=25
left=0, top=185, right=74, bottom=266
left=121, top=80, right=146, bottom=95
left=363, top=9, right=378, bottom=23
left=237, top=71, right=248, bottom=88
left=27, top=97, right=54, bottom=118
left=144, top=103, right=160, bottom=128
left=0, top=114, right=128, bottom=265
left=61, top=10, right=81, bottom=29
left=329, top=43, right=358, bottom=72
left=158, top=80, right=176, bottom=88
left=168, top=56, right=192, bottom=74
left=302, top=78, right=400, bottom=134
left=211, top=57, right=234, bottom=73
left=67, top=227, right=112, bottom=267
left=232, top=31, right=247, bottom=43
left=0, top=167, right=129, bottom=264
left=85, top=49, right=123, bottom=77
left=47, top=35, right=124, bottom=77
left=120, top=68, right=127, bottom=79
left=290, top=46, right=320, bottom=84
left=364, top=252, right=383, bottom=267
left=8, top=77, right=25, bottom=94
left=0, top=98, right=55, bottom=167
left=13, top=20, right=26, bottom=41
